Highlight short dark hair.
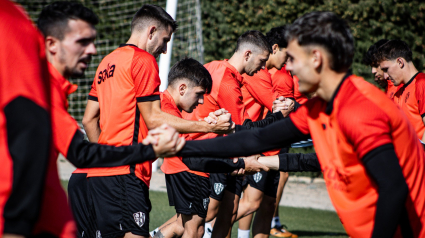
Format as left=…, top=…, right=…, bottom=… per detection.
left=285, top=11, right=354, bottom=73
left=375, top=39, right=413, bottom=63
left=363, top=39, right=389, bottom=66
left=131, top=5, right=178, bottom=33
left=37, top=1, right=98, bottom=40
left=168, top=58, right=212, bottom=94
left=235, top=30, right=272, bottom=54
left=266, top=26, right=288, bottom=49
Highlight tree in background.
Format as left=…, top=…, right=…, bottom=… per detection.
left=201, top=0, right=425, bottom=83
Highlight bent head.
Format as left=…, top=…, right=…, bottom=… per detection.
left=168, top=58, right=212, bottom=113
left=131, top=5, right=177, bottom=58
left=38, top=1, right=98, bottom=78
left=266, top=25, right=288, bottom=70
left=376, top=40, right=413, bottom=86
left=284, top=12, right=354, bottom=94
left=235, top=30, right=272, bottom=76
left=363, top=39, right=389, bottom=89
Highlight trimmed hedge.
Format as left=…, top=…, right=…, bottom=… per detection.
left=201, top=0, right=425, bottom=83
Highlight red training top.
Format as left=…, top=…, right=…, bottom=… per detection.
left=290, top=74, right=425, bottom=238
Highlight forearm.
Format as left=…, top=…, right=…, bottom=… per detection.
left=66, top=130, right=156, bottom=168
left=182, top=157, right=245, bottom=173
left=151, top=110, right=211, bottom=133
left=179, top=118, right=309, bottom=158
left=277, top=153, right=320, bottom=171
left=3, top=97, right=51, bottom=236
left=82, top=119, right=101, bottom=142
left=238, top=111, right=284, bottom=131
left=363, top=144, right=409, bottom=238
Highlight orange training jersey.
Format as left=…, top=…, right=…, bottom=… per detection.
left=290, top=74, right=425, bottom=238
left=159, top=90, right=208, bottom=177
left=87, top=44, right=161, bottom=186
left=183, top=60, right=248, bottom=140
left=241, top=68, right=276, bottom=121
left=269, top=66, right=294, bottom=99
left=386, top=79, right=399, bottom=99
left=393, top=72, right=425, bottom=140
left=293, top=75, right=309, bottom=104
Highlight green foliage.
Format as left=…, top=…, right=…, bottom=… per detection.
left=201, top=0, right=425, bottom=83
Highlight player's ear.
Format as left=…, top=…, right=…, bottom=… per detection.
left=272, top=44, right=279, bottom=54
left=148, top=26, right=157, bottom=40
left=45, top=36, right=59, bottom=55
left=311, top=49, right=322, bottom=70
left=179, top=83, right=187, bottom=96
left=244, top=50, right=252, bottom=62
left=397, top=57, right=405, bottom=69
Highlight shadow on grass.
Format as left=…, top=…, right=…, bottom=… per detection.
left=289, top=230, right=348, bottom=237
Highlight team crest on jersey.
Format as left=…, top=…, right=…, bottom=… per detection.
left=253, top=172, right=262, bottom=183
left=214, top=183, right=224, bottom=195
left=96, top=230, right=101, bottom=238
left=405, top=92, right=410, bottom=103
left=133, top=211, right=146, bottom=227
left=203, top=198, right=210, bottom=210
left=98, top=63, right=116, bottom=84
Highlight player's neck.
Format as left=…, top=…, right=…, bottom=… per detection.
left=167, top=88, right=183, bottom=112
left=317, top=69, right=348, bottom=102
left=228, top=54, right=245, bottom=74
left=402, top=63, right=419, bottom=84
left=48, top=55, right=69, bottom=79
left=126, top=34, right=147, bottom=51
left=265, top=57, right=274, bottom=70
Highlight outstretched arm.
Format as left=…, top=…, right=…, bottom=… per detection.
left=257, top=153, right=320, bottom=171
left=178, top=118, right=309, bottom=158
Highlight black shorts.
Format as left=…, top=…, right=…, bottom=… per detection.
left=88, top=174, right=151, bottom=238
left=245, top=170, right=280, bottom=198
left=209, top=173, right=243, bottom=201
left=165, top=172, right=211, bottom=218
left=68, top=173, right=96, bottom=238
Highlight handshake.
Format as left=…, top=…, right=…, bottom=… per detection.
left=142, top=108, right=235, bottom=158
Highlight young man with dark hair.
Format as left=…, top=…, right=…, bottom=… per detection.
left=159, top=58, right=213, bottom=238
left=82, top=4, right=233, bottom=238
left=363, top=39, right=401, bottom=99
left=237, top=26, right=297, bottom=238
left=181, top=30, right=272, bottom=238
left=376, top=39, right=425, bottom=142
left=37, top=2, right=185, bottom=238
left=171, top=11, right=425, bottom=238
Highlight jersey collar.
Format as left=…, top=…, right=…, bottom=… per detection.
left=325, top=70, right=352, bottom=115
left=401, top=71, right=420, bottom=88
left=119, top=43, right=138, bottom=48
left=223, top=59, right=243, bottom=83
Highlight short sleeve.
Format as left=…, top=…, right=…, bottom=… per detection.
left=217, top=74, right=248, bottom=125
left=243, top=71, right=275, bottom=112
left=88, top=79, right=98, bottom=101
left=272, top=70, right=294, bottom=98
left=289, top=102, right=311, bottom=135
left=132, top=51, right=161, bottom=102
left=415, top=75, right=425, bottom=117
left=338, top=96, right=392, bottom=159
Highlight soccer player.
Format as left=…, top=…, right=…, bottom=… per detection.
left=158, top=58, right=216, bottom=238
left=173, top=11, right=425, bottom=238
left=363, top=39, right=400, bottom=99
left=81, top=5, right=232, bottom=238
left=237, top=26, right=297, bottom=238
left=37, top=2, right=185, bottom=238
left=1, top=1, right=53, bottom=236
left=1, top=1, right=183, bottom=237
left=181, top=30, right=272, bottom=238
left=375, top=40, right=425, bottom=142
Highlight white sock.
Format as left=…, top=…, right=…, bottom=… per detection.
left=238, top=229, right=250, bottom=238
left=271, top=216, right=282, bottom=228
left=149, top=227, right=159, bottom=237
left=204, top=222, right=213, bottom=238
